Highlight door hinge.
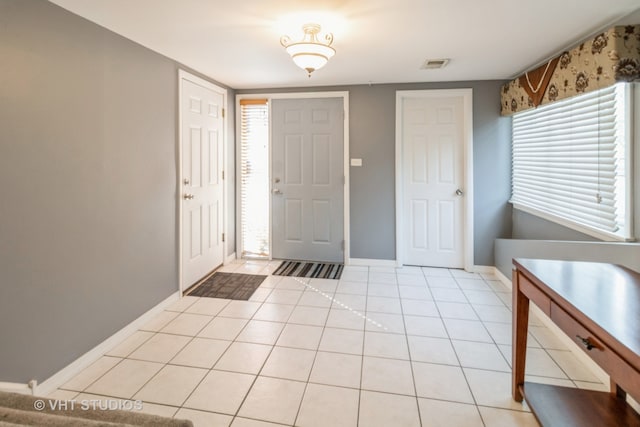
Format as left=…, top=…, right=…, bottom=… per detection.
left=222, top=233, right=225, bottom=242
left=222, top=170, right=225, bottom=180
left=222, top=108, right=225, bottom=118
left=343, top=175, right=346, bottom=185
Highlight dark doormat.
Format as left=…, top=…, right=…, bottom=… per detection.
left=273, top=261, right=343, bottom=280
left=186, top=272, right=267, bottom=300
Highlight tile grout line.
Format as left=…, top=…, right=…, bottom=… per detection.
left=54, top=261, right=555, bottom=425
left=399, top=267, right=424, bottom=426
left=433, top=271, right=487, bottom=421
left=224, top=271, right=299, bottom=425
left=291, top=275, right=333, bottom=427
left=451, top=272, right=500, bottom=427
left=352, top=266, right=370, bottom=427
left=179, top=272, right=283, bottom=424
left=134, top=261, right=269, bottom=421
left=115, top=298, right=225, bottom=411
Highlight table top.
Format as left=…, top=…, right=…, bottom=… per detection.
left=513, top=258, right=640, bottom=360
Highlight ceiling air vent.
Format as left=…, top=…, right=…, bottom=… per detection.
left=421, top=58, right=449, bottom=69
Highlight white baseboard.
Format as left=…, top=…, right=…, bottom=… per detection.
left=225, top=252, right=237, bottom=265
left=492, top=266, right=609, bottom=387
left=0, top=381, right=33, bottom=395
left=26, top=291, right=180, bottom=397
left=494, top=267, right=513, bottom=289
left=347, top=258, right=399, bottom=268
left=469, top=265, right=495, bottom=274
left=347, top=260, right=497, bottom=273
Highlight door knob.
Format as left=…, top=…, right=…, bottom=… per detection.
left=455, top=189, right=464, bottom=196
left=183, top=178, right=190, bottom=185
left=272, top=189, right=282, bottom=195
left=183, top=194, right=195, bottom=200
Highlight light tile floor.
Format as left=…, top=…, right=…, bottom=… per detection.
left=48, top=260, right=606, bottom=427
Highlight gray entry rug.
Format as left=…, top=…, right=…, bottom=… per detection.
left=273, top=261, right=343, bottom=280
left=186, top=272, right=266, bottom=300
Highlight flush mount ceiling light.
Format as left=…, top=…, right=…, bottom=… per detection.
left=280, top=23, right=335, bottom=77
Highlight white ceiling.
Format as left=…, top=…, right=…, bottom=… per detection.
left=50, top=0, right=640, bottom=89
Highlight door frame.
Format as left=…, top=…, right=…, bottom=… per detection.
left=235, top=91, right=350, bottom=263
left=178, top=69, right=228, bottom=294
left=395, top=89, right=474, bottom=270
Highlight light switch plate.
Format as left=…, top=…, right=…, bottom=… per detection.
left=350, top=158, right=363, bottom=167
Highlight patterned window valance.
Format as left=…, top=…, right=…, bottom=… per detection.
left=501, top=25, right=640, bottom=116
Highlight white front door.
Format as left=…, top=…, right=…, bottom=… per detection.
left=400, top=92, right=466, bottom=268
left=271, top=97, right=344, bottom=262
left=180, top=74, right=225, bottom=287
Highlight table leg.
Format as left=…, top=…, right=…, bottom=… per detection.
left=512, top=268, right=530, bottom=402
left=611, top=379, right=627, bottom=400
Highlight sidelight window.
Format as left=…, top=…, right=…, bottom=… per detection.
left=239, top=99, right=270, bottom=257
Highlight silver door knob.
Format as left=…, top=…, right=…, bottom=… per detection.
left=272, top=189, right=282, bottom=195
left=455, top=189, right=464, bottom=196
left=183, top=194, right=195, bottom=200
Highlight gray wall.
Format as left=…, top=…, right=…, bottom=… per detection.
left=512, top=210, right=597, bottom=241
left=0, top=0, right=233, bottom=383
left=495, top=239, right=640, bottom=278
left=237, top=81, right=512, bottom=266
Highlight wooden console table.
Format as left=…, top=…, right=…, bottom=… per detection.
left=512, top=258, right=640, bottom=427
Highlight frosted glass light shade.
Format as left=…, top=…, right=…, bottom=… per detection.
left=281, top=23, right=335, bottom=76
left=286, top=43, right=335, bottom=73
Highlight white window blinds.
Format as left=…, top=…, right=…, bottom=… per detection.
left=240, top=99, right=269, bottom=257
left=511, top=84, right=629, bottom=238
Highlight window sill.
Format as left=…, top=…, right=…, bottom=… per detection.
left=510, top=202, right=634, bottom=243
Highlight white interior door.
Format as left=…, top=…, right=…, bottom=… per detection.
left=401, top=94, right=465, bottom=268
left=181, top=75, right=225, bottom=287
left=271, top=98, right=344, bottom=262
